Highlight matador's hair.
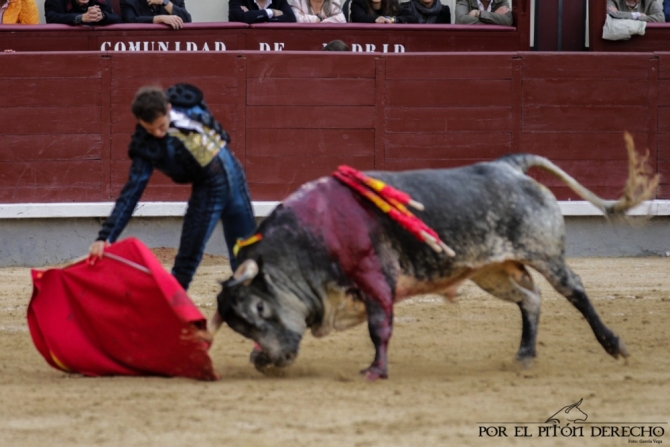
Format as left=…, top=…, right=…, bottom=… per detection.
left=131, top=86, right=169, bottom=123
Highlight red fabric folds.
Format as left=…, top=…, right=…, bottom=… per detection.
left=27, top=238, right=217, bottom=381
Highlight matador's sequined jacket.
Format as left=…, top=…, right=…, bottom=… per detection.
left=97, top=83, right=242, bottom=243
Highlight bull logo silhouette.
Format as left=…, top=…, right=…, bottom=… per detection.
left=545, top=398, right=588, bottom=425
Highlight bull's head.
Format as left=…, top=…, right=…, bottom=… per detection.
left=210, top=259, right=310, bottom=372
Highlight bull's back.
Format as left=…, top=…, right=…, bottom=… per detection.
left=276, top=161, right=566, bottom=282
left=364, top=162, right=566, bottom=264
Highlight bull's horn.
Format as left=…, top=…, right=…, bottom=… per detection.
left=209, top=310, right=224, bottom=333
left=229, top=259, right=259, bottom=286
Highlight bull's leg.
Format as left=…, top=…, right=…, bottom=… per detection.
left=361, top=299, right=393, bottom=380
left=348, top=256, right=396, bottom=381
left=471, top=263, right=541, bottom=367
left=534, top=259, right=629, bottom=359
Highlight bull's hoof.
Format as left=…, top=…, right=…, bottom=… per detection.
left=603, top=334, right=630, bottom=359
left=619, top=338, right=630, bottom=358
left=360, top=366, right=388, bottom=381
left=613, top=337, right=630, bottom=359
left=515, top=348, right=536, bottom=369
left=515, top=356, right=534, bottom=370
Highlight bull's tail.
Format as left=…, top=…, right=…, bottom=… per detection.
left=499, top=132, right=660, bottom=217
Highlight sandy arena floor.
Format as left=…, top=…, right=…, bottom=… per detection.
left=0, top=252, right=668, bottom=447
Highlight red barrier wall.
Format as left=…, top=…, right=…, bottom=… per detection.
left=0, top=2, right=531, bottom=53
left=589, top=0, right=670, bottom=52
left=1, top=51, right=668, bottom=203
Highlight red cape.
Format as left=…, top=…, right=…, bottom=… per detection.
left=27, top=238, right=217, bottom=380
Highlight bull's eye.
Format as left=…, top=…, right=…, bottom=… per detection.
left=256, top=301, right=264, bottom=316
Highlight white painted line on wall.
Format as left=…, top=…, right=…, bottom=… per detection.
left=557, top=200, right=663, bottom=216
left=0, top=200, right=668, bottom=219
left=0, top=201, right=280, bottom=219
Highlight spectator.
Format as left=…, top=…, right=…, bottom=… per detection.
left=322, top=39, right=350, bottom=50
left=455, top=0, right=512, bottom=25
left=291, top=0, right=345, bottom=22
left=1, top=0, right=39, bottom=24
left=120, top=0, right=191, bottom=29
left=229, top=0, right=296, bottom=23
left=45, top=0, right=121, bottom=25
left=401, top=0, right=451, bottom=24
left=349, top=0, right=412, bottom=23
left=89, top=84, right=256, bottom=291
left=607, top=0, right=665, bottom=22
left=665, top=0, right=670, bottom=22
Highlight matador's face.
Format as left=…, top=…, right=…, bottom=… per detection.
left=138, top=105, right=172, bottom=139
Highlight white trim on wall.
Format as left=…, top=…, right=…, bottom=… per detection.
left=1, top=200, right=668, bottom=219
left=0, top=202, right=278, bottom=218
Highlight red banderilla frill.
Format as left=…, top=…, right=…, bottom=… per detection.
left=333, top=166, right=455, bottom=257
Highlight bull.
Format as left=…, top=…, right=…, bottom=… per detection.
left=210, top=135, right=658, bottom=380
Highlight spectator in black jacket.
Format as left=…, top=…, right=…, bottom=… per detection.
left=229, top=0, right=296, bottom=23
left=120, top=0, right=190, bottom=29
left=45, top=0, right=121, bottom=25
left=401, top=0, right=450, bottom=23
left=349, top=0, right=412, bottom=23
